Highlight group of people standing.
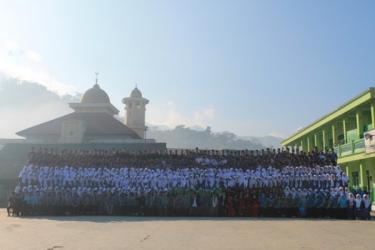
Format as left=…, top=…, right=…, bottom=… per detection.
left=7, top=147, right=371, bottom=219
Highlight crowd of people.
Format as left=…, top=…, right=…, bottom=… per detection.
left=7, top=147, right=372, bottom=219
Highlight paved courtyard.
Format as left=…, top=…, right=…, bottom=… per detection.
left=0, top=209, right=374, bottom=250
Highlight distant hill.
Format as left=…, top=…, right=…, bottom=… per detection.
left=239, top=136, right=283, bottom=148
left=147, top=125, right=282, bottom=150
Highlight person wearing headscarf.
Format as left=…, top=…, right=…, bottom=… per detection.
left=354, top=194, right=364, bottom=220
left=337, top=192, right=348, bottom=219
left=347, top=193, right=355, bottom=220
left=362, top=194, right=372, bottom=220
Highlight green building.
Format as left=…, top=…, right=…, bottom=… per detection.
left=282, top=88, right=375, bottom=199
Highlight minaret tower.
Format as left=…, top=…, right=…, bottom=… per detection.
left=122, top=86, right=149, bottom=139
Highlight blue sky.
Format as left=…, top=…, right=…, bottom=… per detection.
left=0, top=0, right=375, bottom=138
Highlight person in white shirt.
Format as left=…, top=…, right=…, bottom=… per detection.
left=362, top=194, right=372, bottom=220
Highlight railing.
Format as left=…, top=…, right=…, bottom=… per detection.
left=335, top=138, right=365, bottom=158
left=354, top=138, right=365, bottom=153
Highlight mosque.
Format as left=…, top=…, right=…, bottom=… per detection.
left=0, top=79, right=166, bottom=205
left=17, top=80, right=153, bottom=144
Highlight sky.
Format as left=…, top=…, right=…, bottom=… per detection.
left=0, top=0, right=375, bottom=138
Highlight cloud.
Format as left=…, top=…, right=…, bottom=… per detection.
left=25, top=49, right=42, bottom=63
left=0, top=102, right=71, bottom=139
left=193, top=107, right=215, bottom=124
left=4, top=41, right=20, bottom=51
left=0, top=78, right=76, bottom=138
left=148, top=101, right=216, bottom=128
left=295, top=126, right=303, bottom=131
left=0, top=40, right=78, bottom=95
left=268, top=131, right=287, bottom=139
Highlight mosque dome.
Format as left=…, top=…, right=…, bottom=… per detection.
left=81, top=84, right=110, bottom=104
left=130, top=87, right=143, bottom=98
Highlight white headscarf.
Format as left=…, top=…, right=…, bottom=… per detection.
left=363, top=195, right=371, bottom=208
left=355, top=194, right=362, bottom=208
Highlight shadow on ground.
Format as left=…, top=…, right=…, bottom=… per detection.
left=11, top=215, right=363, bottom=223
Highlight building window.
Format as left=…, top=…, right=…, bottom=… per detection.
left=338, top=134, right=344, bottom=144
left=352, top=171, right=359, bottom=187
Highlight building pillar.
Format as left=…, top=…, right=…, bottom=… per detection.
left=345, top=165, right=349, bottom=178
left=342, top=118, right=347, bottom=143
left=356, top=110, right=364, bottom=139
left=307, top=136, right=311, bottom=152
left=371, top=102, right=375, bottom=130
left=359, top=162, right=364, bottom=189
left=300, top=140, right=305, bottom=152
left=322, top=129, right=328, bottom=151
left=314, top=133, right=318, bottom=149
left=331, top=124, right=337, bottom=146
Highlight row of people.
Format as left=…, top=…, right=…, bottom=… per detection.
left=17, top=165, right=348, bottom=193
left=27, top=147, right=337, bottom=169
left=8, top=186, right=371, bottom=219
left=8, top=147, right=370, bottom=219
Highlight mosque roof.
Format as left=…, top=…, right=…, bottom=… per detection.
left=16, top=112, right=140, bottom=138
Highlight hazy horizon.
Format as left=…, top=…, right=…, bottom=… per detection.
left=0, top=76, right=284, bottom=149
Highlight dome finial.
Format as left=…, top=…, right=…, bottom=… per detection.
left=95, top=72, right=99, bottom=86
left=81, top=76, right=110, bottom=104
left=130, top=85, right=143, bottom=98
